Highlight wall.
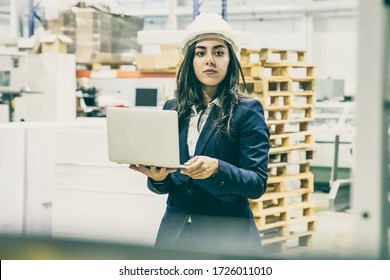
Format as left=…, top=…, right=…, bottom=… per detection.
left=0, top=18, right=10, bottom=42
left=312, top=15, right=357, bottom=96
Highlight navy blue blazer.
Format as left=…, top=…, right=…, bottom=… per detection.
left=147, top=97, right=270, bottom=255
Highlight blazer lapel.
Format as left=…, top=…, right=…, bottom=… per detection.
left=194, top=106, right=219, bottom=156
left=172, top=118, right=191, bottom=184
left=179, top=118, right=190, bottom=163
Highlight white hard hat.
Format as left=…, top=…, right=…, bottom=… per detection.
left=180, top=12, right=240, bottom=56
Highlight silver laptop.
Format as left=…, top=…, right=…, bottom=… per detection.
left=106, top=106, right=184, bottom=169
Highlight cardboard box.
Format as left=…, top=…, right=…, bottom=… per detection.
left=136, top=46, right=180, bottom=71
left=42, top=5, right=143, bottom=64
left=39, top=34, right=73, bottom=54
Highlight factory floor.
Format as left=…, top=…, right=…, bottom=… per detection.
left=275, top=191, right=390, bottom=259
left=296, top=191, right=354, bottom=258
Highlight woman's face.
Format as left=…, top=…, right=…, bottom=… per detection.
left=193, top=38, right=230, bottom=92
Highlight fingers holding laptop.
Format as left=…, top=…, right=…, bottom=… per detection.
left=128, top=155, right=219, bottom=180
left=180, top=156, right=219, bottom=179
left=129, top=164, right=176, bottom=182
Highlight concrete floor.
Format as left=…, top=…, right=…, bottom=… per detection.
left=270, top=191, right=389, bottom=259
left=300, top=191, right=354, bottom=258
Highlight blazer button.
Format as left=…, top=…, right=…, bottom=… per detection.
left=220, top=181, right=225, bottom=186
left=187, top=188, right=194, bottom=195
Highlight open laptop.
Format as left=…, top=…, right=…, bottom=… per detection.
left=106, top=106, right=185, bottom=169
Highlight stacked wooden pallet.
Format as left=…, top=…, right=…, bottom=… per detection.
left=240, top=48, right=317, bottom=254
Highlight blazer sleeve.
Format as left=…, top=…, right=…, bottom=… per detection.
left=211, top=99, right=270, bottom=199
left=147, top=176, right=172, bottom=194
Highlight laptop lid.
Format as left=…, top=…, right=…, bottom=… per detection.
left=106, top=106, right=183, bottom=169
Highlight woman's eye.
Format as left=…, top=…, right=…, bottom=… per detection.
left=215, top=51, right=225, bottom=56
left=195, top=51, right=205, bottom=56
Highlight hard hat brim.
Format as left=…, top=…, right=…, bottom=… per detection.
left=180, top=32, right=240, bottom=56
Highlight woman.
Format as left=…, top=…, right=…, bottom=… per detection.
left=130, top=13, right=270, bottom=256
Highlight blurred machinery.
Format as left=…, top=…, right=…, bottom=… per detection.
left=0, top=52, right=76, bottom=123
left=76, top=81, right=105, bottom=118
left=0, top=51, right=41, bottom=122
left=310, top=79, right=354, bottom=210
left=310, top=79, right=354, bottom=193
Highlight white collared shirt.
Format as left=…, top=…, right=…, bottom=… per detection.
left=187, top=98, right=221, bottom=158
left=186, top=98, right=220, bottom=224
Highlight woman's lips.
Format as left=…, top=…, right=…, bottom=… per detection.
left=204, top=69, right=217, bottom=74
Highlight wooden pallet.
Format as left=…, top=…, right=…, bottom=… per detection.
left=240, top=47, right=317, bottom=254
left=268, top=160, right=312, bottom=177
left=256, top=92, right=315, bottom=110
left=240, top=48, right=263, bottom=65
left=254, top=94, right=290, bottom=109
left=262, top=186, right=313, bottom=201
left=270, top=145, right=315, bottom=158
left=291, top=91, right=316, bottom=107
left=255, top=92, right=315, bottom=109
left=259, top=48, right=307, bottom=63
left=241, top=63, right=264, bottom=79
left=288, top=215, right=317, bottom=234
left=253, top=202, right=315, bottom=228
left=267, top=118, right=312, bottom=134
left=242, top=65, right=316, bottom=81
left=253, top=199, right=317, bottom=253
left=240, top=48, right=307, bottom=64
left=254, top=208, right=287, bottom=229
left=292, top=77, right=316, bottom=92
left=262, top=102, right=291, bottom=112
left=242, top=77, right=291, bottom=96
left=268, top=148, right=315, bottom=166
left=262, top=62, right=316, bottom=78
left=244, top=76, right=315, bottom=94
left=264, top=106, right=314, bottom=123
left=265, top=172, right=315, bottom=193
left=265, top=107, right=289, bottom=122
left=250, top=189, right=313, bottom=215
left=255, top=186, right=317, bottom=254
left=252, top=77, right=292, bottom=93
left=269, top=131, right=314, bottom=151
left=261, top=227, right=315, bottom=253
left=290, top=104, right=315, bottom=119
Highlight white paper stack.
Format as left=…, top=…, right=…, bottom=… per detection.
left=0, top=122, right=78, bottom=236
left=1, top=121, right=167, bottom=246
left=0, top=124, right=25, bottom=234
left=23, top=124, right=58, bottom=236
left=51, top=125, right=166, bottom=246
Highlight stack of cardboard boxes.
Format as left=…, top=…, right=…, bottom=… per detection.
left=42, top=5, right=144, bottom=65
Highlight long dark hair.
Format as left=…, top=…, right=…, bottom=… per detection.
left=175, top=41, right=247, bottom=136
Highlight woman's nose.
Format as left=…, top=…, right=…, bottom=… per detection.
left=205, top=53, right=215, bottom=65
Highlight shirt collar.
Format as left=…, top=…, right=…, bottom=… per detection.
left=210, top=97, right=222, bottom=108
left=190, top=96, right=222, bottom=115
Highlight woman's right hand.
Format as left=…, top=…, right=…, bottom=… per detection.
left=129, top=164, right=176, bottom=182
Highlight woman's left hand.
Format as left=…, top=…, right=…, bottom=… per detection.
left=129, top=164, right=176, bottom=182
left=180, top=155, right=219, bottom=179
